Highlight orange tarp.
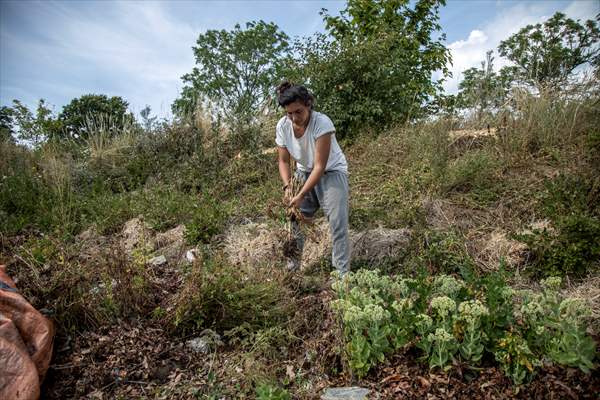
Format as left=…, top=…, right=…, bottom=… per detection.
left=0, top=265, right=54, bottom=400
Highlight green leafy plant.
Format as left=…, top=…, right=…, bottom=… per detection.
left=331, top=269, right=596, bottom=383
left=456, top=300, right=488, bottom=363
left=255, top=383, right=291, bottom=400
left=494, top=331, right=539, bottom=385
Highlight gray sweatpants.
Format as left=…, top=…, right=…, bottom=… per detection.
left=290, top=169, right=351, bottom=274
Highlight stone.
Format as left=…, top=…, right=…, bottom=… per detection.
left=186, top=337, right=210, bottom=354
left=121, top=217, right=153, bottom=253
left=186, top=330, right=223, bottom=354
left=321, top=387, right=370, bottom=400
left=149, top=255, right=167, bottom=266
left=185, top=249, right=199, bottom=263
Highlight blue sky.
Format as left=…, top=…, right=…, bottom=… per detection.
left=1, top=0, right=598, bottom=119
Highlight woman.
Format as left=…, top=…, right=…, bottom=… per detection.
left=275, top=81, right=350, bottom=275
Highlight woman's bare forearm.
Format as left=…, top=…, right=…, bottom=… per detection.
left=298, top=164, right=325, bottom=197
left=278, top=159, right=291, bottom=186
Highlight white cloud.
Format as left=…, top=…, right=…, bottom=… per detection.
left=47, top=1, right=198, bottom=117
left=442, top=0, right=599, bottom=94
left=1, top=1, right=200, bottom=118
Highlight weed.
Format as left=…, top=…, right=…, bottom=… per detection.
left=170, top=251, right=291, bottom=336
left=255, top=382, right=291, bottom=400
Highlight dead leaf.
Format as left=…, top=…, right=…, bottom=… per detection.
left=381, top=373, right=406, bottom=384
left=417, top=376, right=431, bottom=389
left=286, top=364, right=296, bottom=381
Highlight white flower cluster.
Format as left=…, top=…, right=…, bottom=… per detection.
left=558, top=298, right=591, bottom=322
left=351, top=269, right=385, bottom=289
left=433, top=275, right=464, bottom=297
left=458, top=300, right=489, bottom=326
left=535, top=325, right=546, bottom=335
left=430, top=296, right=456, bottom=319
left=342, top=304, right=366, bottom=324
left=364, top=303, right=391, bottom=322
left=520, top=298, right=544, bottom=318
left=349, top=286, right=381, bottom=307
left=415, top=313, right=433, bottom=332
left=428, top=327, right=454, bottom=343
left=335, top=299, right=391, bottom=326
left=541, top=276, right=562, bottom=291
left=392, top=277, right=416, bottom=297
left=392, top=298, right=413, bottom=313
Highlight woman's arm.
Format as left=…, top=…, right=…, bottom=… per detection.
left=277, top=146, right=292, bottom=187
left=290, top=133, right=332, bottom=207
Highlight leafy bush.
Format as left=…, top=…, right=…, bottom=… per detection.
left=443, top=150, right=501, bottom=203
left=11, top=237, right=159, bottom=333
left=169, top=252, right=290, bottom=335
left=517, top=173, right=600, bottom=277
left=331, top=269, right=597, bottom=383
left=0, top=143, right=51, bottom=233
left=421, top=230, right=475, bottom=278
left=518, top=214, right=600, bottom=277
left=284, top=0, right=450, bottom=140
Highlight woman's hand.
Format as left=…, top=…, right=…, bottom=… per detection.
left=289, top=193, right=304, bottom=208
left=283, top=184, right=294, bottom=203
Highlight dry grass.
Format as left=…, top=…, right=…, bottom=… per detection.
left=223, top=218, right=413, bottom=271
left=562, top=274, right=600, bottom=331
left=223, top=222, right=287, bottom=267
left=468, top=229, right=528, bottom=272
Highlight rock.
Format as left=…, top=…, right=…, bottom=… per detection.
left=186, top=329, right=223, bottom=354
left=185, top=249, right=199, bottom=263
left=350, top=227, right=411, bottom=264
left=321, top=387, right=370, bottom=400
left=154, top=225, right=185, bottom=247
left=149, top=255, right=167, bottom=266
left=154, top=225, right=186, bottom=263
left=77, top=226, right=99, bottom=242
left=186, top=337, right=210, bottom=354
left=121, top=217, right=153, bottom=253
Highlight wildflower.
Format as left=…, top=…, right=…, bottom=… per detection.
left=343, top=305, right=365, bottom=324
left=433, top=275, right=464, bottom=297
left=428, top=328, right=454, bottom=343
left=535, top=325, right=545, bottom=335
left=520, top=299, right=544, bottom=319
left=458, top=300, right=489, bottom=326
left=541, top=276, right=562, bottom=291
left=391, top=299, right=412, bottom=313
left=430, top=296, right=456, bottom=319
left=415, top=314, right=433, bottom=333
left=363, top=304, right=390, bottom=323
left=558, top=298, right=591, bottom=322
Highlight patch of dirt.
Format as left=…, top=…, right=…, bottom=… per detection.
left=356, top=350, right=600, bottom=399
left=43, top=321, right=203, bottom=399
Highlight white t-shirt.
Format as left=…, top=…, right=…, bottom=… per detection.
left=275, top=111, right=348, bottom=173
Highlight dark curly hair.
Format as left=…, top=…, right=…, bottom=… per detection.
left=276, top=81, right=314, bottom=108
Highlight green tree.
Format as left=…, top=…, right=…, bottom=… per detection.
left=287, top=0, right=450, bottom=139
left=498, top=12, right=600, bottom=91
left=140, top=105, right=158, bottom=132
left=58, top=94, right=132, bottom=140
left=174, top=20, right=289, bottom=126
left=0, top=106, right=15, bottom=142
left=457, top=51, right=513, bottom=121
left=7, top=99, right=61, bottom=146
